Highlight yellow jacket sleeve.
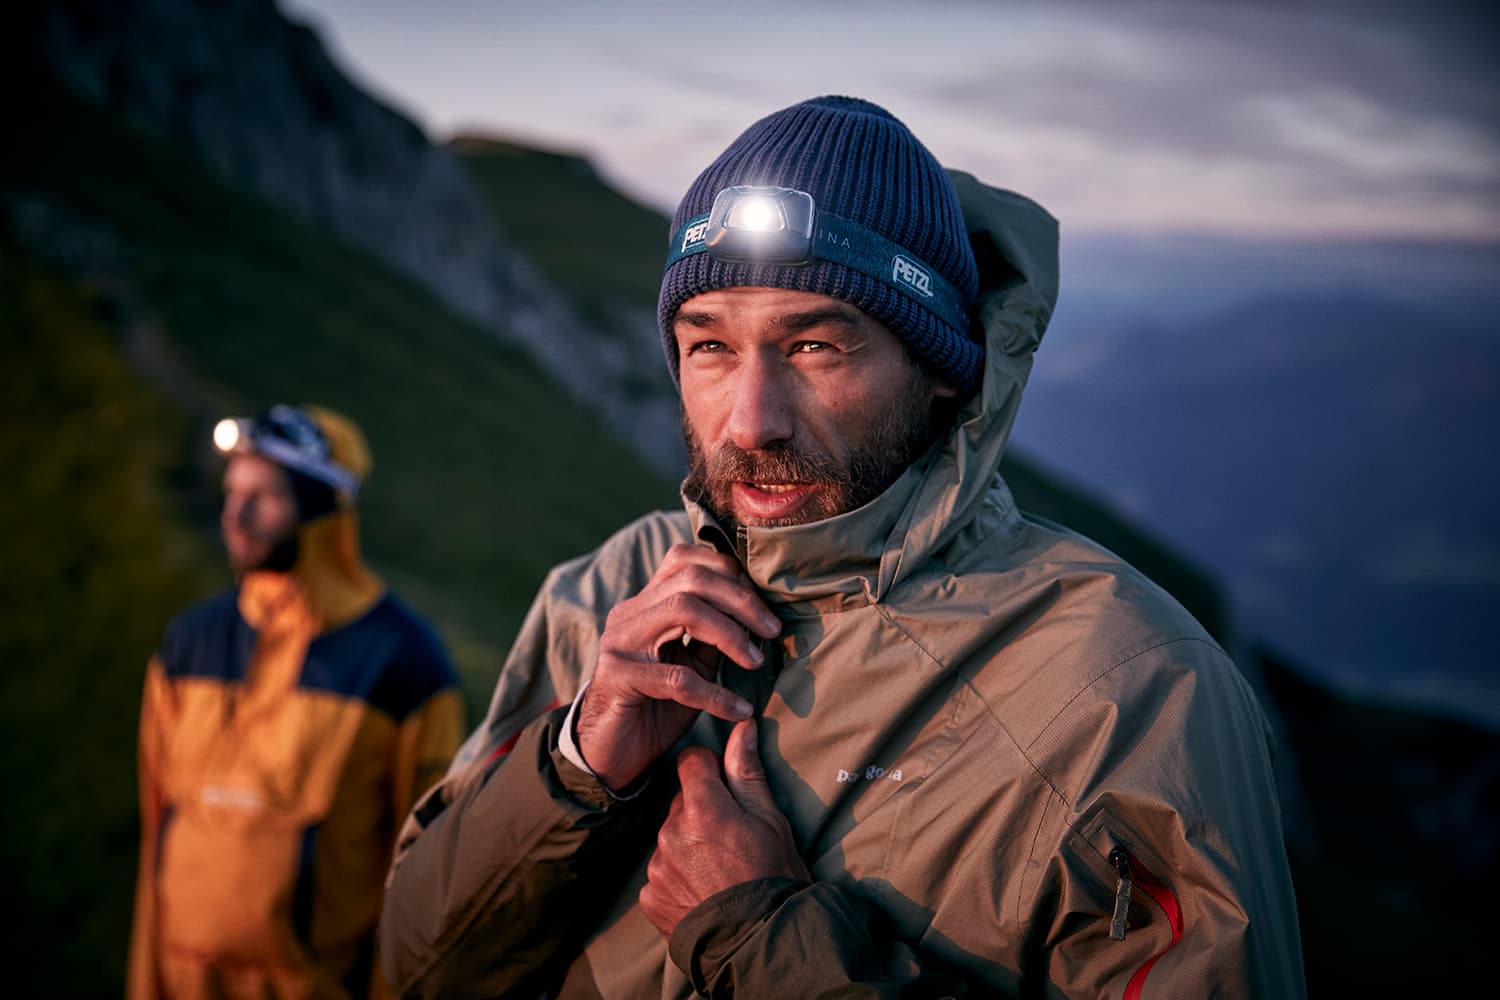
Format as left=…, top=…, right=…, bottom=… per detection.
left=127, top=659, right=170, bottom=1000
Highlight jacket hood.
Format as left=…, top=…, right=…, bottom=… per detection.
left=239, top=511, right=383, bottom=632
left=237, top=404, right=384, bottom=632
left=685, top=172, right=1060, bottom=605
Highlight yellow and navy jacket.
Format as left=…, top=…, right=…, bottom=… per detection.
left=129, top=513, right=465, bottom=1000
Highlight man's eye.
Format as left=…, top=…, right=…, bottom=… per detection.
left=686, top=340, right=726, bottom=355
left=794, top=341, right=832, bottom=354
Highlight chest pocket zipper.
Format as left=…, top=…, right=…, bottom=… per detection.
left=1108, top=847, right=1185, bottom=999
left=1108, top=847, right=1134, bottom=941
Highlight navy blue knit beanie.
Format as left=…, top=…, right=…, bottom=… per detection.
left=658, top=96, right=982, bottom=392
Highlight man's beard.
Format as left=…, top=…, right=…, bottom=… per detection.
left=229, top=529, right=300, bottom=575
left=681, top=368, right=945, bottom=539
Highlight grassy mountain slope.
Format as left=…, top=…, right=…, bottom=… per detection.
left=0, top=233, right=225, bottom=995
left=6, top=74, right=677, bottom=706
left=450, top=136, right=673, bottom=336
left=2, top=75, right=673, bottom=993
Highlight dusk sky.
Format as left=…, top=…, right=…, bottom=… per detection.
left=281, top=0, right=1497, bottom=241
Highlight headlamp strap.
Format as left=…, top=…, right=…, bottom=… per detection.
left=666, top=210, right=969, bottom=332
left=253, top=435, right=361, bottom=498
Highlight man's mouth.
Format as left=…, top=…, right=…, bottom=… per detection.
left=729, top=480, right=825, bottom=525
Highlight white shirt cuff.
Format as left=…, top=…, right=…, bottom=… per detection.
left=557, top=681, right=649, bottom=802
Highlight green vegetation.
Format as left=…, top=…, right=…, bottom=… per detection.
left=0, top=236, right=221, bottom=994
left=452, top=136, right=672, bottom=334
left=2, top=76, right=675, bottom=993
left=6, top=76, right=677, bottom=712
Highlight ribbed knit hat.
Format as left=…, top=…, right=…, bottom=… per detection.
left=658, top=96, right=982, bottom=392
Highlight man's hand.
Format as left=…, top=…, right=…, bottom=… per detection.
left=639, top=719, right=811, bottom=938
left=577, top=544, right=781, bottom=792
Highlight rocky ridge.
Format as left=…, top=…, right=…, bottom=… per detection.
left=13, top=0, right=682, bottom=475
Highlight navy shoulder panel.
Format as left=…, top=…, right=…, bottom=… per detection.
left=301, top=594, right=457, bottom=721
left=158, top=587, right=254, bottom=682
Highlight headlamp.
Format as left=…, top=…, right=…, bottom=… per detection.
left=667, top=185, right=969, bottom=332
left=704, top=186, right=816, bottom=264
left=212, top=404, right=360, bottom=498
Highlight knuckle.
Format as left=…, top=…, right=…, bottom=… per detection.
left=662, top=591, right=698, bottom=617
left=602, top=601, right=632, bottom=631
left=675, top=564, right=707, bottom=591
left=661, top=663, right=696, bottom=696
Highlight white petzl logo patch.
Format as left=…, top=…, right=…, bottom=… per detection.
left=682, top=220, right=710, bottom=253
left=892, top=255, right=933, bottom=297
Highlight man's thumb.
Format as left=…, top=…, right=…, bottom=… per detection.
left=724, top=718, right=777, bottom=816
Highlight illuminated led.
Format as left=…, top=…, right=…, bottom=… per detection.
left=213, top=418, right=241, bottom=453
left=701, top=186, right=816, bottom=264
left=727, top=196, right=783, bottom=232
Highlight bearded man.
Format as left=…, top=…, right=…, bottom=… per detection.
left=377, top=96, right=1306, bottom=998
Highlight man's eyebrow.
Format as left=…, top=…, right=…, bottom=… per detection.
left=674, top=309, right=719, bottom=328
left=673, top=305, right=866, bottom=332
left=775, top=307, right=865, bottom=333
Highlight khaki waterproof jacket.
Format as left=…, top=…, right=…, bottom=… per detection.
left=379, top=175, right=1307, bottom=998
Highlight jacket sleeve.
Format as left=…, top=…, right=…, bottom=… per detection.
left=670, top=879, right=974, bottom=998
left=377, top=705, right=671, bottom=997
left=390, top=686, right=467, bottom=830
left=370, top=684, right=466, bottom=1000
left=1030, top=638, right=1307, bottom=999
left=127, top=659, right=169, bottom=1000
left=379, top=515, right=691, bottom=996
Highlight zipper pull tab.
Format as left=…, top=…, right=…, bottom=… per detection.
left=1108, top=848, right=1134, bottom=941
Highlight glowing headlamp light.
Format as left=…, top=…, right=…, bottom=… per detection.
left=704, top=186, right=816, bottom=264
left=213, top=417, right=249, bottom=454
left=212, top=405, right=360, bottom=498
left=668, top=185, right=969, bottom=332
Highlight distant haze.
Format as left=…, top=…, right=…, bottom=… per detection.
left=1013, top=237, right=1500, bottom=728
left=282, top=0, right=1498, bottom=241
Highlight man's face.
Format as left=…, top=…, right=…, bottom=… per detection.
left=221, top=453, right=300, bottom=574
left=676, top=287, right=956, bottom=536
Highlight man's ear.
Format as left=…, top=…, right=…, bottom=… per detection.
left=931, top=377, right=960, bottom=400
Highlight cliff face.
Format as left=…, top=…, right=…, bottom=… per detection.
left=15, top=0, right=681, bottom=474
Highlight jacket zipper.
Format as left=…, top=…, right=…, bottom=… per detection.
left=1108, top=848, right=1134, bottom=940
left=1109, top=847, right=1184, bottom=1000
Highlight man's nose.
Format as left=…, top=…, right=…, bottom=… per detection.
left=222, top=495, right=250, bottom=530
left=726, top=358, right=795, bottom=451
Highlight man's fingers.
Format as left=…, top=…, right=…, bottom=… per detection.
left=628, top=591, right=767, bottom=672
left=611, top=658, right=752, bottom=721
left=723, top=718, right=779, bottom=818
left=675, top=746, right=729, bottom=802
left=649, top=547, right=782, bottom=640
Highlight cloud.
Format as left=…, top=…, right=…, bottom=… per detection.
left=284, top=0, right=1500, bottom=238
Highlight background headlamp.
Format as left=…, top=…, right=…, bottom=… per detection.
left=667, top=185, right=969, bottom=332
left=212, top=405, right=360, bottom=498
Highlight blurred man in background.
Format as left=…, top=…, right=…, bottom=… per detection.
left=379, top=97, right=1305, bottom=997
left=129, top=404, right=465, bottom=999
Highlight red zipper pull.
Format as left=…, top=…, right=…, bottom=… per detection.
left=1108, top=847, right=1134, bottom=940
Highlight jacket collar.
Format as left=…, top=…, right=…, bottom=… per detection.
left=237, top=510, right=383, bottom=632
